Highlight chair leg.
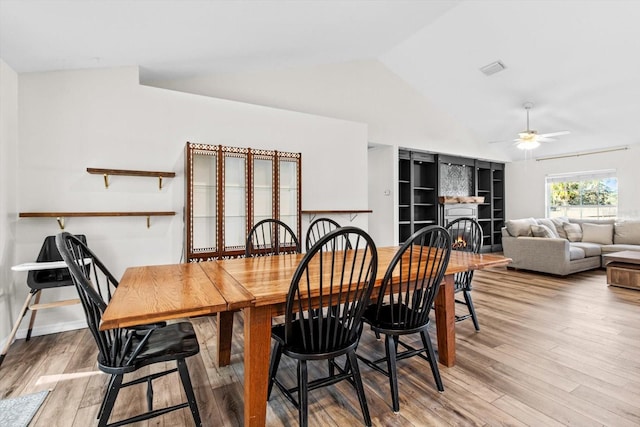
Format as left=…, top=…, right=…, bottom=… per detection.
left=384, top=334, right=400, bottom=413
left=0, top=291, right=34, bottom=367
left=268, top=341, right=283, bottom=399
left=347, top=351, right=372, bottom=427
left=26, top=290, right=42, bottom=341
left=463, top=290, right=480, bottom=331
left=177, top=358, right=202, bottom=426
left=98, top=374, right=123, bottom=427
left=298, top=360, right=309, bottom=427
left=97, top=375, right=117, bottom=421
left=420, top=331, right=444, bottom=392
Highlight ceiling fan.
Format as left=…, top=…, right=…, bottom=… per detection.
left=491, top=102, right=570, bottom=150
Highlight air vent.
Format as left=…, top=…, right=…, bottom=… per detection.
left=480, top=60, right=506, bottom=76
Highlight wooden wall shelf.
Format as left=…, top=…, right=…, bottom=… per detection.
left=301, top=209, right=372, bottom=222
left=19, top=211, right=176, bottom=229
left=86, top=168, right=176, bottom=189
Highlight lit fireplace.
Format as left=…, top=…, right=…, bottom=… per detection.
left=452, top=236, right=468, bottom=249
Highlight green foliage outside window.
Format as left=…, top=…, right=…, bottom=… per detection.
left=547, top=175, right=617, bottom=219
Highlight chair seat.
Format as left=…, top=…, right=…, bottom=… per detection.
left=271, top=317, right=356, bottom=359
left=99, top=322, right=200, bottom=373
left=362, top=304, right=429, bottom=332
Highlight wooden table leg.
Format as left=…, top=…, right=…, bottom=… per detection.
left=434, top=274, right=456, bottom=367
left=216, top=311, right=235, bottom=367
left=244, top=305, right=272, bottom=427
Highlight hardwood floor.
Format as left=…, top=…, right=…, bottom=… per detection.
left=1, top=267, right=639, bottom=426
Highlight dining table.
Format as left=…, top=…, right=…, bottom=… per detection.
left=101, top=247, right=511, bottom=427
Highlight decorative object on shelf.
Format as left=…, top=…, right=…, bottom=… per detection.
left=438, top=196, right=484, bottom=204
left=185, top=142, right=301, bottom=261
left=18, top=211, right=175, bottom=229
left=86, top=168, right=175, bottom=190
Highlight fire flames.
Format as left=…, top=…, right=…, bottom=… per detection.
left=452, top=236, right=467, bottom=249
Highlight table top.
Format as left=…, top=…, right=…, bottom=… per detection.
left=602, top=250, right=640, bottom=265
left=216, top=247, right=510, bottom=307
left=101, top=262, right=233, bottom=330
left=101, top=247, right=510, bottom=330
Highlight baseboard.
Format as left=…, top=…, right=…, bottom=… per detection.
left=0, top=320, right=87, bottom=349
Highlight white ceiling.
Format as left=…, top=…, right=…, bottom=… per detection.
left=1, top=0, right=639, bottom=160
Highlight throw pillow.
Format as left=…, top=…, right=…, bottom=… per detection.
left=581, top=223, right=614, bottom=245
left=550, top=217, right=570, bottom=239
left=505, top=218, right=537, bottom=237
left=614, top=221, right=640, bottom=245
left=536, top=218, right=560, bottom=238
left=531, top=224, right=556, bottom=238
left=563, top=223, right=582, bottom=242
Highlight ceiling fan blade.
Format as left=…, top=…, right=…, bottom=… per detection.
left=536, top=137, right=557, bottom=142
left=537, top=130, right=570, bottom=138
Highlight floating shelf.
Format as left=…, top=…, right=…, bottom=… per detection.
left=87, top=168, right=176, bottom=190
left=301, top=209, right=372, bottom=222
left=19, top=211, right=176, bottom=229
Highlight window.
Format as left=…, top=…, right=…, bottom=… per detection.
left=546, top=170, right=617, bottom=219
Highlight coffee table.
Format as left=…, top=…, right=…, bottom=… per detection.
left=602, top=250, right=640, bottom=290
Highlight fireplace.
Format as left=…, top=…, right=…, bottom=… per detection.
left=442, top=202, right=478, bottom=226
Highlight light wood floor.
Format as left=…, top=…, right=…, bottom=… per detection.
left=1, top=267, right=639, bottom=426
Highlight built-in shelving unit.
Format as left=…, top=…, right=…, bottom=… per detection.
left=19, top=211, right=175, bottom=229
left=398, top=150, right=438, bottom=244
left=87, top=168, right=176, bottom=189
left=398, top=149, right=505, bottom=252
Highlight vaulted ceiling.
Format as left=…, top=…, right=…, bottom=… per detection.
left=1, top=0, right=638, bottom=160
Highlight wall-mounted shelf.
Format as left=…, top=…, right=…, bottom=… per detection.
left=19, top=211, right=175, bottom=229
left=301, top=209, right=373, bottom=222
left=86, top=168, right=176, bottom=190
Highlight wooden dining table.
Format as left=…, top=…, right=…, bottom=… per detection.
left=101, top=247, right=510, bottom=427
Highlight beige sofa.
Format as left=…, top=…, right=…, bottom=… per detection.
left=501, top=217, right=640, bottom=275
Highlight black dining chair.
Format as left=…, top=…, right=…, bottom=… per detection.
left=246, top=218, right=300, bottom=257
left=268, top=226, right=378, bottom=427
left=305, top=217, right=343, bottom=251
left=445, top=217, right=483, bottom=331
left=357, top=225, right=451, bottom=413
left=55, top=232, right=202, bottom=427
left=0, top=234, right=86, bottom=368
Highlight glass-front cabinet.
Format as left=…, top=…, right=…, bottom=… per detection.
left=185, top=142, right=301, bottom=261
left=278, top=153, right=300, bottom=234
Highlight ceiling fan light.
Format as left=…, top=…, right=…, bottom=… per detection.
left=517, top=140, right=541, bottom=150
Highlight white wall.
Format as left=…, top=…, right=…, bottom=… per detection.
left=150, top=60, right=509, bottom=161
left=0, top=59, right=19, bottom=347
left=150, top=59, right=510, bottom=247
left=11, top=66, right=368, bottom=338
left=367, top=145, right=396, bottom=246
left=505, top=145, right=640, bottom=220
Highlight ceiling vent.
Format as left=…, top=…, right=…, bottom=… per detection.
left=480, top=60, right=506, bottom=76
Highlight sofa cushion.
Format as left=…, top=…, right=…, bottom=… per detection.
left=563, top=223, right=582, bottom=242
left=531, top=224, right=556, bottom=238
left=581, top=223, right=614, bottom=245
left=601, top=244, right=640, bottom=254
left=570, top=242, right=602, bottom=257
left=535, top=218, right=560, bottom=238
left=569, top=246, right=586, bottom=260
left=550, top=217, right=570, bottom=239
left=614, top=221, right=640, bottom=245
left=506, top=218, right=537, bottom=237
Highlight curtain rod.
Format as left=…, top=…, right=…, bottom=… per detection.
left=535, top=146, right=630, bottom=161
